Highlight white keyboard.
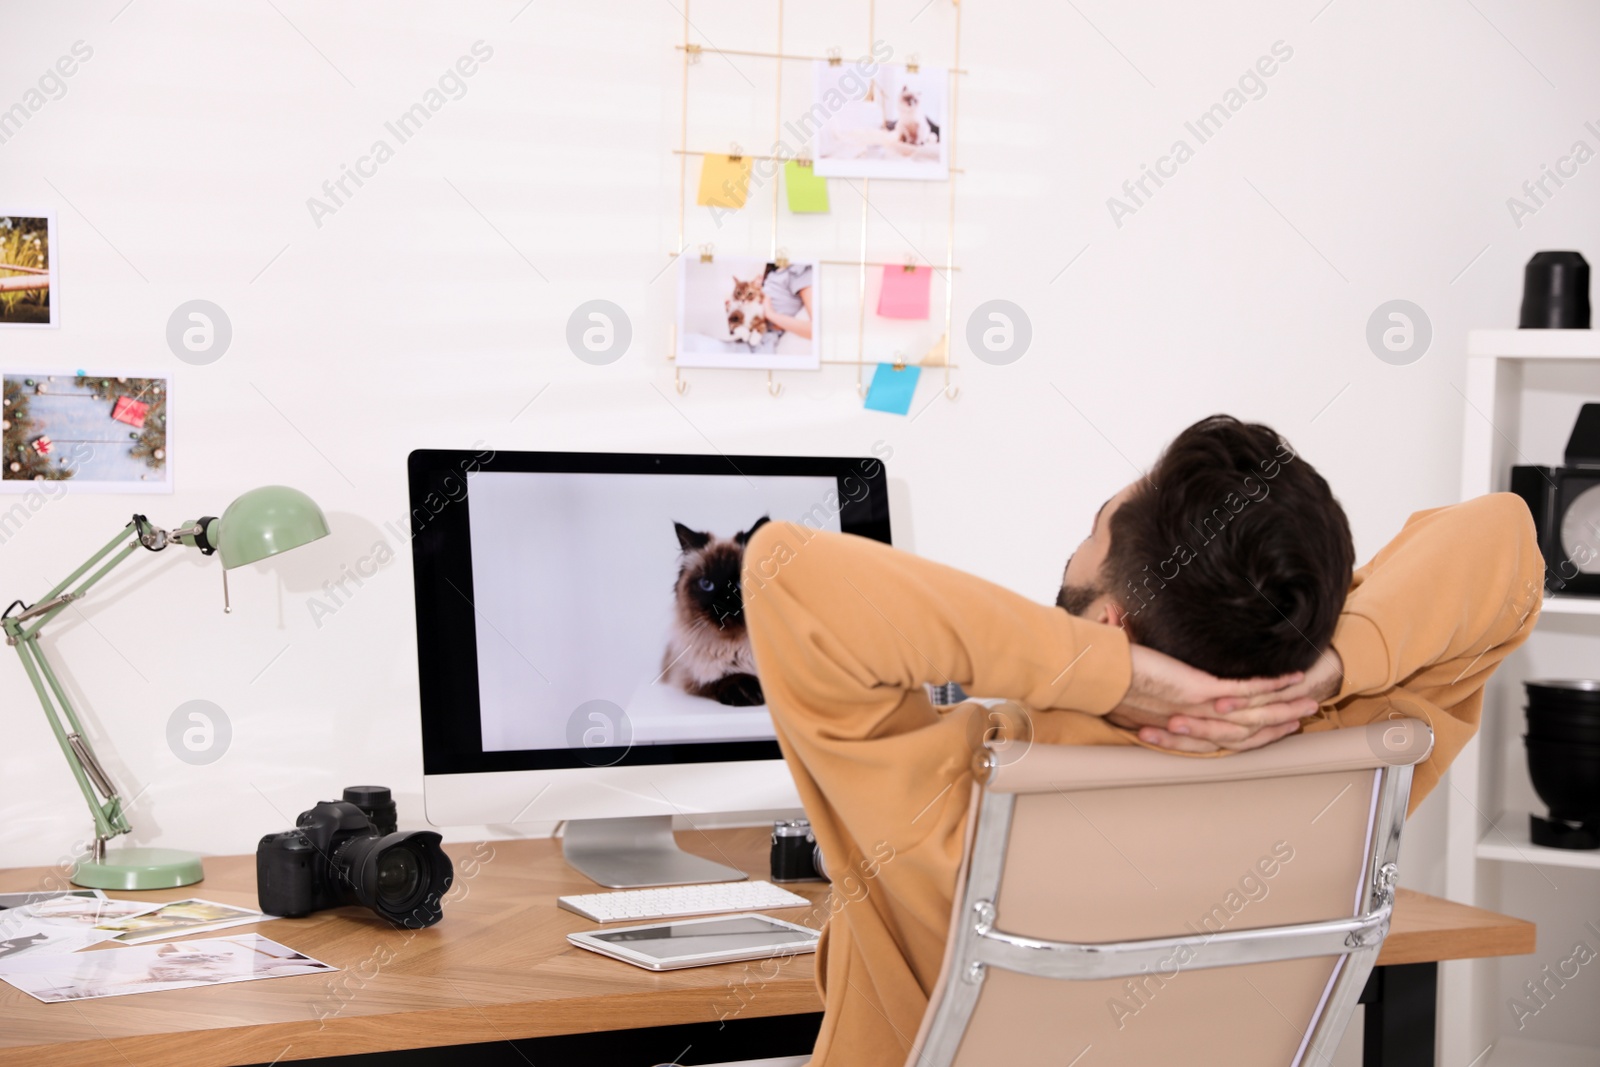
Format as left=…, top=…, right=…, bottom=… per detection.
left=558, top=880, right=811, bottom=923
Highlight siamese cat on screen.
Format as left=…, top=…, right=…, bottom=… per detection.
left=661, top=516, right=770, bottom=706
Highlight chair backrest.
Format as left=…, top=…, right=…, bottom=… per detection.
left=906, top=719, right=1432, bottom=1067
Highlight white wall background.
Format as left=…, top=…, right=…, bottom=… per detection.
left=2, top=0, right=1597, bottom=918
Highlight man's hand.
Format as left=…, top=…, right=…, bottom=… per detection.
left=1107, top=644, right=1334, bottom=754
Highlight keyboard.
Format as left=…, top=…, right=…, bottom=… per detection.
left=558, top=880, right=812, bottom=923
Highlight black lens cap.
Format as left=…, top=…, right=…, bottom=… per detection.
left=342, top=785, right=392, bottom=807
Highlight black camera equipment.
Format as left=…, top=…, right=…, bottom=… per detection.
left=771, top=818, right=828, bottom=882
left=257, top=786, right=454, bottom=927
left=1524, top=681, right=1600, bottom=850
left=1512, top=403, right=1600, bottom=596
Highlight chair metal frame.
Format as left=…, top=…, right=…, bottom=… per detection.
left=912, top=743, right=1417, bottom=1067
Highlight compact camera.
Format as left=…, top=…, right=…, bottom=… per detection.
left=256, top=786, right=454, bottom=928
left=771, top=818, right=828, bottom=882
left=1512, top=403, right=1600, bottom=596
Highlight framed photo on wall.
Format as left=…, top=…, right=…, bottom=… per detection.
left=0, top=213, right=57, bottom=328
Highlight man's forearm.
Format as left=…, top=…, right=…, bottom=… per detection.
left=1330, top=493, right=1541, bottom=699
left=743, top=522, right=1133, bottom=736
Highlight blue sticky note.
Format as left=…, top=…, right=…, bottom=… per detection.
left=864, top=363, right=921, bottom=415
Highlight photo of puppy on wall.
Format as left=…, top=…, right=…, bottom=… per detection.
left=812, top=63, right=949, bottom=181
left=677, top=254, right=819, bottom=370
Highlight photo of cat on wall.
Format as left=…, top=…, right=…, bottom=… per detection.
left=677, top=254, right=819, bottom=371
left=661, top=517, right=769, bottom=706
left=813, top=62, right=950, bottom=181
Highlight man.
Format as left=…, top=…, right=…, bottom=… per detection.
left=742, top=415, right=1541, bottom=1067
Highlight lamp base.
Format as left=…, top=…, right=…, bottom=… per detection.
left=70, top=847, right=204, bottom=890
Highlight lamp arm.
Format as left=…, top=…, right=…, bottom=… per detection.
left=1, top=517, right=202, bottom=851
left=10, top=636, right=131, bottom=844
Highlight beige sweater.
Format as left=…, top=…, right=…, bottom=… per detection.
left=742, top=493, right=1541, bottom=1067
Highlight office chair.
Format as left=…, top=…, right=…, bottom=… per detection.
left=705, top=718, right=1429, bottom=1067
left=906, top=717, right=1430, bottom=1066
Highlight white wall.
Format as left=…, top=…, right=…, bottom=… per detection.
left=2, top=0, right=1598, bottom=887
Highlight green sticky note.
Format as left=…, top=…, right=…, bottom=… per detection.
left=785, top=161, right=830, bottom=213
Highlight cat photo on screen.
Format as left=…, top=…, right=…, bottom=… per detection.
left=661, top=516, right=770, bottom=706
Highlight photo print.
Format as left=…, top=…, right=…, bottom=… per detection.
left=92, top=898, right=266, bottom=945
left=812, top=63, right=949, bottom=181
left=0, top=933, right=334, bottom=1004
left=676, top=254, right=819, bottom=370
left=2, top=372, right=171, bottom=492
left=0, top=213, right=56, bottom=327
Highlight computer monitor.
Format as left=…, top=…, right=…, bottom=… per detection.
left=410, top=449, right=891, bottom=887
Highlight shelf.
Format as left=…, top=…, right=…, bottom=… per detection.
left=1491, top=1035, right=1600, bottom=1067
left=1467, top=328, right=1600, bottom=359
left=1540, top=595, right=1600, bottom=616
left=1476, top=814, right=1600, bottom=870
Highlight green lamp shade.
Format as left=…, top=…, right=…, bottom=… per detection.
left=215, top=485, right=330, bottom=569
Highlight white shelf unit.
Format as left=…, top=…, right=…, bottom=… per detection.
left=1475, top=814, right=1600, bottom=871
left=1450, top=328, right=1600, bottom=1067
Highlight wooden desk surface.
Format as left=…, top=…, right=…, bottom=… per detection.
left=0, top=828, right=1535, bottom=1067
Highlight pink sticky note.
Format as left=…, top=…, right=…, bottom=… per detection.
left=877, top=265, right=932, bottom=320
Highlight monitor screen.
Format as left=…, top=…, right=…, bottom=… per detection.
left=411, top=450, right=891, bottom=775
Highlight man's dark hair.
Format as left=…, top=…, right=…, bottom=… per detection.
left=1101, top=415, right=1354, bottom=678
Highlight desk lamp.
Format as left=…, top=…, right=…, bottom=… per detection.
left=2, top=487, right=329, bottom=890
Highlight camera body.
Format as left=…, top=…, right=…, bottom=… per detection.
left=257, top=786, right=453, bottom=928
left=771, top=818, right=828, bottom=882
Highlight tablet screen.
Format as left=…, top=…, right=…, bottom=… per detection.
left=588, top=917, right=816, bottom=961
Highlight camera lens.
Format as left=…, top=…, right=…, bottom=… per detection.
left=375, top=847, right=424, bottom=910
left=338, top=830, right=454, bottom=928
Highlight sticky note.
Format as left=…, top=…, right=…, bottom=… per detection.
left=784, top=161, right=830, bottom=213
left=864, top=363, right=922, bottom=415
left=697, top=154, right=752, bottom=209
left=877, top=266, right=932, bottom=319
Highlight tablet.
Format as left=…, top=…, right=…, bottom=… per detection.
left=566, top=913, right=820, bottom=971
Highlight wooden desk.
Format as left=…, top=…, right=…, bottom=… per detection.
left=0, top=829, right=1534, bottom=1067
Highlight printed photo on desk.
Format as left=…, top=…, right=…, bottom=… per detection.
left=676, top=254, right=819, bottom=370
left=0, top=213, right=56, bottom=328
left=0, top=933, right=334, bottom=1003
left=0, top=889, right=105, bottom=912
left=812, top=63, right=949, bottom=181
left=0, top=897, right=128, bottom=963
left=2, top=372, right=171, bottom=492
left=464, top=469, right=851, bottom=751
left=9, top=894, right=158, bottom=929
left=91, top=898, right=265, bottom=945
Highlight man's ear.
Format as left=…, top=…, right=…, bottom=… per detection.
left=1099, top=597, right=1127, bottom=630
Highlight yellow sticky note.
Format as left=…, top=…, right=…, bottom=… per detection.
left=697, top=155, right=752, bottom=209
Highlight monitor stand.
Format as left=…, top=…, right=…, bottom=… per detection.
left=562, top=815, right=748, bottom=888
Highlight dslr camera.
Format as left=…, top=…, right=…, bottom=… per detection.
left=257, top=786, right=454, bottom=928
